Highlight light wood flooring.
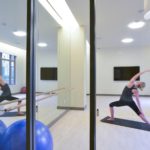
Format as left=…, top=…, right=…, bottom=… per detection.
left=0, top=94, right=65, bottom=126
left=1, top=95, right=150, bottom=150
left=50, top=96, right=150, bottom=150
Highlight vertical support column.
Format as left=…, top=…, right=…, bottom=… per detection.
left=26, top=0, right=36, bottom=149
left=90, top=0, right=96, bottom=150
left=57, top=27, right=86, bottom=110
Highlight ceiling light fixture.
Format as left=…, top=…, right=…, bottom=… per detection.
left=144, top=0, right=150, bottom=20
left=128, top=21, right=145, bottom=29
left=13, top=31, right=26, bottom=37
left=37, top=42, right=47, bottom=47
left=121, top=38, right=134, bottom=43
left=38, top=0, right=79, bottom=28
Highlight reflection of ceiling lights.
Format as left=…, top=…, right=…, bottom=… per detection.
left=121, top=38, right=134, bottom=43
left=128, top=21, right=145, bottom=29
left=38, top=0, right=79, bottom=28
left=37, top=42, right=47, bottom=47
left=13, top=31, right=26, bottom=37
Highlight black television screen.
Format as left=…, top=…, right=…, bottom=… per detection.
left=40, top=67, right=57, bottom=80
left=114, top=66, right=140, bottom=81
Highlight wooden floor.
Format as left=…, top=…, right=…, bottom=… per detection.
left=0, top=94, right=65, bottom=126
left=50, top=96, right=150, bottom=150
left=1, top=95, right=150, bottom=150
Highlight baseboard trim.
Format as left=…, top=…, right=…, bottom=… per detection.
left=47, top=110, right=69, bottom=128
left=57, top=105, right=87, bottom=110
left=86, top=93, right=121, bottom=96
left=87, top=94, right=150, bottom=97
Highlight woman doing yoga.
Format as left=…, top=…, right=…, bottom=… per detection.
left=0, top=75, right=23, bottom=115
left=108, top=69, right=150, bottom=124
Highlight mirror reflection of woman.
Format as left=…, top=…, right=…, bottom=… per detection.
left=0, top=75, right=23, bottom=115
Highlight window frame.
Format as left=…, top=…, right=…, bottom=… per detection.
left=0, top=52, right=16, bottom=85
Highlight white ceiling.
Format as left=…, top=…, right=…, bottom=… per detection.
left=0, top=0, right=150, bottom=51
left=66, top=0, right=150, bottom=49
left=0, top=0, right=59, bottom=50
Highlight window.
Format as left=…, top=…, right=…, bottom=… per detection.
left=0, top=52, right=16, bottom=85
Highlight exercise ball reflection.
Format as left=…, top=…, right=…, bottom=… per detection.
left=1, top=119, right=53, bottom=150
left=0, top=120, right=7, bottom=146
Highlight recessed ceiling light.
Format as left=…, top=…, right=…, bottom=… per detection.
left=121, top=38, right=134, bottom=43
left=13, top=31, right=26, bottom=37
left=128, top=21, right=145, bottom=29
left=37, top=42, right=47, bottom=47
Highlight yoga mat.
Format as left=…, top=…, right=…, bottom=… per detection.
left=0, top=112, right=26, bottom=117
left=101, top=116, right=150, bottom=131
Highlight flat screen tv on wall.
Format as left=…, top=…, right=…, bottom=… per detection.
left=114, top=66, right=140, bottom=81
left=40, top=67, right=57, bottom=80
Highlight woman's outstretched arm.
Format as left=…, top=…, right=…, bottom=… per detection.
left=128, top=69, right=150, bottom=87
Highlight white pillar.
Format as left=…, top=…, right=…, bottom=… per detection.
left=57, top=26, right=86, bottom=110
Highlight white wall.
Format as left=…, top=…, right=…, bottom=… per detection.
left=0, top=42, right=58, bottom=94
left=36, top=48, right=57, bottom=92
left=95, top=46, right=150, bottom=95
left=0, top=42, right=26, bottom=93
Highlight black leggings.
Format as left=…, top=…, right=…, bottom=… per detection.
left=0, top=96, right=19, bottom=103
left=109, top=100, right=141, bottom=115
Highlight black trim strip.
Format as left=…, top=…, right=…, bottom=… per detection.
left=26, top=0, right=36, bottom=149
left=90, top=0, right=96, bottom=150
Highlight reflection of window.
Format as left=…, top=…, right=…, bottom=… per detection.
left=0, top=52, right=16, bottom=85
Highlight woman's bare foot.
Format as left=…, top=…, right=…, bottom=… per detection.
left=17, top=112, right=25, bottom=116
left=107, top=117, right=114, bottom=121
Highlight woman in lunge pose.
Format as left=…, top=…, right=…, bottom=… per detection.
left=0, top=75, right=23, bottom=115
left=108, top=69, right=150, bottom=124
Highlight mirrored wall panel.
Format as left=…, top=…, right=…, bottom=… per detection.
left=0, top=0, right=26, bottom=149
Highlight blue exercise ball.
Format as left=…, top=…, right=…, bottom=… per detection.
left=0, top=120, right=7, bottom=146
left=1, top=119, right=53, bottom=150
left=0, top=120, right=7, bottom=136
